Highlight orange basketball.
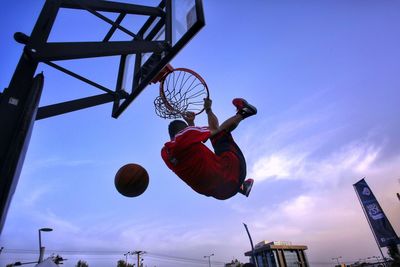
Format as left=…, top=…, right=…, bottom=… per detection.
left=114, top=163, right=149, bottom=197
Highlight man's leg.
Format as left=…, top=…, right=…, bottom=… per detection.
left=217, top=98, right=257, bottom=134
left=220, top=98, right=257, bottom=197
left=218, top=114, right=242, bottom=133
left=205, top=97, right=256, bottom=135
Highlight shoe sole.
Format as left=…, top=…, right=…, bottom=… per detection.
left=233, top=98, right=257, bottom=115
left=244, top=179, right=254, bottom=197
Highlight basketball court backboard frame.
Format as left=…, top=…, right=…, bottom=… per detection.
left=0, top=0, right=205, bottom=233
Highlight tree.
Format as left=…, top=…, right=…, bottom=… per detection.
left=117, top=259, right=134, bottom=267
left=225, top=259, right=243, bottom=267
left=53, top=254, right=66, bottom=265
left=76, top=259, right=89, bottom=267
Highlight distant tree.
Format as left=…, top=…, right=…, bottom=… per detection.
left=52, top=254, right=66, bottom=265
left=117, top=259, right=135, bottom=267
left=76, top=259, right=89, bottom=267
left=225, top=259, right=243, bottom=267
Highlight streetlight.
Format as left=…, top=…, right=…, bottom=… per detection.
left=38, top=227, right=53, bottom=263
left=203, top=253, right=214, bottom=267
left=331, top=256, right=342, bottom=266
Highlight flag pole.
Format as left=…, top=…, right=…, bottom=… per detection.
left=353, top=181, right=387, bottom=266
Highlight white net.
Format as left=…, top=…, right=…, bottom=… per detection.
left=154, top=68, right=209, bottom=119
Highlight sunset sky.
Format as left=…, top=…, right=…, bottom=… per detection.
left=0, top=1, right=399, bottom=266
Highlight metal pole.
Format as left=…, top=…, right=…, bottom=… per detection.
left=203, top=254, right=213, bottom=267
left=243, top=223, right=259, bottom=267
left=353, top=185, right=388, bottom=267
left=124, top=252, right=129, bottom=266
left=38, top=229, right=42, bottom=262
left=0, top=0, right=57, bottom=234
left=37, top=228, right=53, bottom=263
left=134, top=251, right=144, bottom=267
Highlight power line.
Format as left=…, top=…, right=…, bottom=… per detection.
left=1, top=248, right=226, bottom=265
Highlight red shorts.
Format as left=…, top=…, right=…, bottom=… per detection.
left=210, top=131, right=246, bottom=191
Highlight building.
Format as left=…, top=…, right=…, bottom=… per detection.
left=244, top=240, right=309, bottom=267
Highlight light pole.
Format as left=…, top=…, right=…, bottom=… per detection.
left=331, top=256, right=342, bottom=266
left=203, top=253, right=214, bottom=267
left=243, top=223, right=258, bottom=267
left=38, top=227, right=53, bottom=263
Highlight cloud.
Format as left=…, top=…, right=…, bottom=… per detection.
left=281, top=195, right=315, bottom=218
left=249, top=129, right=382, bottom=187
left=43, top=211, right=81, bottom=234
left=243, top=149, right=400, bottom=265
left=233, top=101, right=399, bottom=265
left=22, top=157, right=96, bottom=175
left=19, top=186, right=54, bottom=207
left=251, top=153, right=307, bottom=181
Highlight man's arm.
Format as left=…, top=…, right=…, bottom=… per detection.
left=204, top=98, right=219, bottom=135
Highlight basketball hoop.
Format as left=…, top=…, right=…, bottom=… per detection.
left=153, top=65, right=209, bottom=119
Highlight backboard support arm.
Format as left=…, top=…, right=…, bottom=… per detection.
left=0, top=0, right=205, bottom=234
left=36, top=93, right=121, bottom=120
left=30, top=40, right=167, bottom=61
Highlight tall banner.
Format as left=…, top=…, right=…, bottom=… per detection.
left=353, top=178, right=399, bottom=247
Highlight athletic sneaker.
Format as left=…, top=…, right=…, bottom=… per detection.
left=239, top=178, right=254, bottom=197
left=232, top=98, right=257, bottom=118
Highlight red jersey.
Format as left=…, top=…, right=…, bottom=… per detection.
left=161, top=126, right=241, bottom=200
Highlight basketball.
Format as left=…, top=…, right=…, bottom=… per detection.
left=114, top=163, right=149, bottom=197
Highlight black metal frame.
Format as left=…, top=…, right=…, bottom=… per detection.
left=34, top=0, right=167, bottom=120
left=0, top=0, right=205, bottom=233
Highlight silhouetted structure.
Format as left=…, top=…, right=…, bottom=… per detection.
left=244, top=240, right=309, bottom=267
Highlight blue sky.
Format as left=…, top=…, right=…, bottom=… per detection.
left=1, top=1, right=400, bottom=266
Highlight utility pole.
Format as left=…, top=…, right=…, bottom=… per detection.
left=332, top=256, right=342, bottom=266
left=132, top=251, right=145, bottom=267
left=203, top=253, right=214, bottom=267
left=124, top=251, right=132, bottom=266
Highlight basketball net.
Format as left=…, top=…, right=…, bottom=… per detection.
left=152, top=65, right=209, bottom=119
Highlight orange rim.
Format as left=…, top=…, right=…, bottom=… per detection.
left=159, top=68, right=210, bottom=115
